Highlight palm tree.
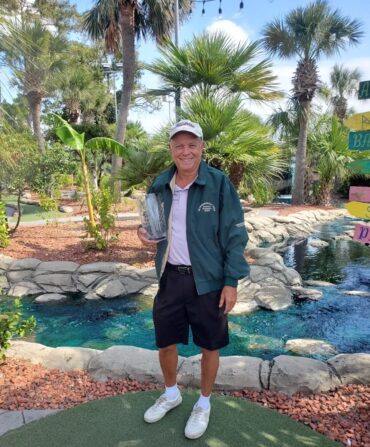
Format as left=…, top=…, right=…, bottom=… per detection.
left=262, top=0, right=363, bottom=205
left=180, top=92, right=286, bottom=191
left=308, top=115, right=352, bottom=206
left=147, top=32, right=282, bottom=102
left=83, top=0, right=193, bottom=196
left=329, top=64, right=361, bottom=122
left=0, top=20, right=67, bottom=152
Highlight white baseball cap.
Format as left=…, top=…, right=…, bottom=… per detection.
left=169, top=120, right=203, bottom=139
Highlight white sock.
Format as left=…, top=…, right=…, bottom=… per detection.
left=164, top=384, right=179, bottom=400
left=196, top=394, right=210, bottom=410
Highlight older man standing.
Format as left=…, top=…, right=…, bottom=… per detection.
left=137, top=120, right=249, bottom=440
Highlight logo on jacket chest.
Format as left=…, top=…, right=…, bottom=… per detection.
left=198, top=202, right=216, bottom=212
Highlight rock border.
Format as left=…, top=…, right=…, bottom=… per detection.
left=7, top=341, right=370, bottom=396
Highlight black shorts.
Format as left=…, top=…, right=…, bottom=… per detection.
left=153, top=263, right=229, bottom=351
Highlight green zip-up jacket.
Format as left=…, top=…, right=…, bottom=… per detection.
left=148, top=160, right=250, bottom=295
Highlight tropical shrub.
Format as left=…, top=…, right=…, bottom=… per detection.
left=0, top=299, right=36, bottom=361
left=0, top=201, right=10, bottom=248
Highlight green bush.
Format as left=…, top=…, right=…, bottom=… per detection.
left=0, top=299, right=36, bottom=361
left=83, top=186, right=118, bottom=250
left=0, top=201, right=10, bottom=248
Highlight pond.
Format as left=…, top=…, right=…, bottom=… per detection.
left=1, top=218, right=370, bottom=360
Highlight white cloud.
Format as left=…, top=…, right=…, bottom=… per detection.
left=206, top=19, right=249, bottom=46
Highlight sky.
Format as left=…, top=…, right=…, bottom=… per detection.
left=1, top=0, right=370, bottom=133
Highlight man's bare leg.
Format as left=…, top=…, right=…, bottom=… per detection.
left=159, top=344, right=178, bottom=387
left=200, top=348, right=219, bottom=396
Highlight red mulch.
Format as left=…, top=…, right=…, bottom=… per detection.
left=2, top=220, right=156, bottom=268
left=0, top=359, right=369, bottom=446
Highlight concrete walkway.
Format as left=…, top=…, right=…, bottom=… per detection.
left=11, top=212, right=140, bottom=227
left=12, top=208, right=279, bottom=227
left=0, top=408, right=61, bottom=436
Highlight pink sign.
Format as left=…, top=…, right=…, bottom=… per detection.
left=354, top=223, right=370, bottom=245
left=349, top=186, right=370, bottom=202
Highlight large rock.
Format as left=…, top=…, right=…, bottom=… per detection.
left=7, top=258, right=41, bottom=283
left=269, top=355, right=340, bottom=395
left=254, top=285, right=292, bottom=311
left=88, top=346, right=168, bottom=382
left=0, top=255, right=14, bottom=271
left=285, top=339, right=337, bottom=357
left=328, top=353, right=370, bottom=385
left=338, top=290, right=370, bottom=298
left=35, top=261, right=79, bottom=273
left=214, top=356, right=263, bottom=391
left=77, top=262, right=116, bottom=274
left=305, top=280, right=336, bottom=287
left=291, top=287, right=323, bottom=301
left=95, top=279, right=126, bottom=299
left=7, top=281, right=44, bottom=297
left=8, top=341, right=100, bottom=371
left=33, top=273, right=76, bottom=293
left=35, top=293, right=68, bottom=303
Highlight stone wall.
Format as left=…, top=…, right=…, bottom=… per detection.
left=8, top=341, right=370, bottom=395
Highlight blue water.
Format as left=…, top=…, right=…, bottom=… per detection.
left=1, top=218, right=370, bottom=360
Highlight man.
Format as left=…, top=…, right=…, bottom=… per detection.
left=137, top=120, right=249, bottom=440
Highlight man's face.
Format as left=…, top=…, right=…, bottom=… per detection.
left=169, top=132, right=205, bottom=176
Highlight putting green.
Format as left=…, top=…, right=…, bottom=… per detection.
left=0, top=390, right=341, bottom=447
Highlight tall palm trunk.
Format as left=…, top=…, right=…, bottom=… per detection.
left=27, top=91, right=45, bottom=153
left=111, top=4, right=136, bottom=201
left=229, top=161, right=245, bottom=190
left=292, top=100, right=310, bottom=205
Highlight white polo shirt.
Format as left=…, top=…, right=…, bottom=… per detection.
left=167, top=182, right=192, bottom=265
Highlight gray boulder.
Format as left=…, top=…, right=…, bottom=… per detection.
left=88, top=346, right=167, bottom=382
left=305, top=280, right=336, bottom=287
left=269, top=355, right=340, bottom=395
left=35, top=293, right=68, bottom=303
left=328, top=353, right=370, bottom=385
left=285, top=339, right=337, bottom=357
left=7, top=281, right=44, bottom=297
left=8, top=341, right=100, bottom=371
left=214, top=356, right=263, bottom=391
left=291, top=287, right=323, bottom=301
left=254, top=285, right=292, bottom=311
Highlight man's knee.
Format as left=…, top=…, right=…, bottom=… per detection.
left=201, top=348, right=219, bottom=358
left=159, top=344, right=177, bottom=355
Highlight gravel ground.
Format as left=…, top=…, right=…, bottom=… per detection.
left=0, top=359, right=369, bottom=447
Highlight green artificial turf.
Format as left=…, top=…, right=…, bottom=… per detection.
left=0, top=390, right=342, bottom=447
left=4, top=195, right=65, bottom=222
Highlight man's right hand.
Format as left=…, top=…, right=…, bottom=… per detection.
left=137, top=226, right=160, bottom=246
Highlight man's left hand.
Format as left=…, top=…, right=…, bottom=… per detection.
left=219, top=286, right=237, bottom=315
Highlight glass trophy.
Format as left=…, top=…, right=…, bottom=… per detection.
left=137, top=193, right=167, bottom=241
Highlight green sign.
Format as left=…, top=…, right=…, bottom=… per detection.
left=347, top=159, right=370, bottom=174
left=348, top=130, right=370, bottom=150
left=358, top=81, right=370, bottom=100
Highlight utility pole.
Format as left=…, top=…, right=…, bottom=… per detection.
left=174, top=0, right=181, bottom=118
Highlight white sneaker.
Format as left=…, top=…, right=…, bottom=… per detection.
left=144, top=393, right=182, bottom=423
left=184, top=404, right=211, bottom=439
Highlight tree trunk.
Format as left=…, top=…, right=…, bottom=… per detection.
left=292, top=100, right=310, bottom=205
left=228, top=161, right=245, bottom=190
left=318, top=182, right=333, bottom=207
left=111, top=4, right=136, bottom=202
left=26, top=91, right=45, bottom=153
left=81, top=154, right=96, bottom=227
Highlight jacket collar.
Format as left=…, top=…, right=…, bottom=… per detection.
left=159, top=160, right=208, bottom=187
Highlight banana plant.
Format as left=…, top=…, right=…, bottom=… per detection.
left=52, top=113, right=125, bottom=228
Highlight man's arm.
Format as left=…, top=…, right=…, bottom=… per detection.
left=218, top=177, right=250, bottom=313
